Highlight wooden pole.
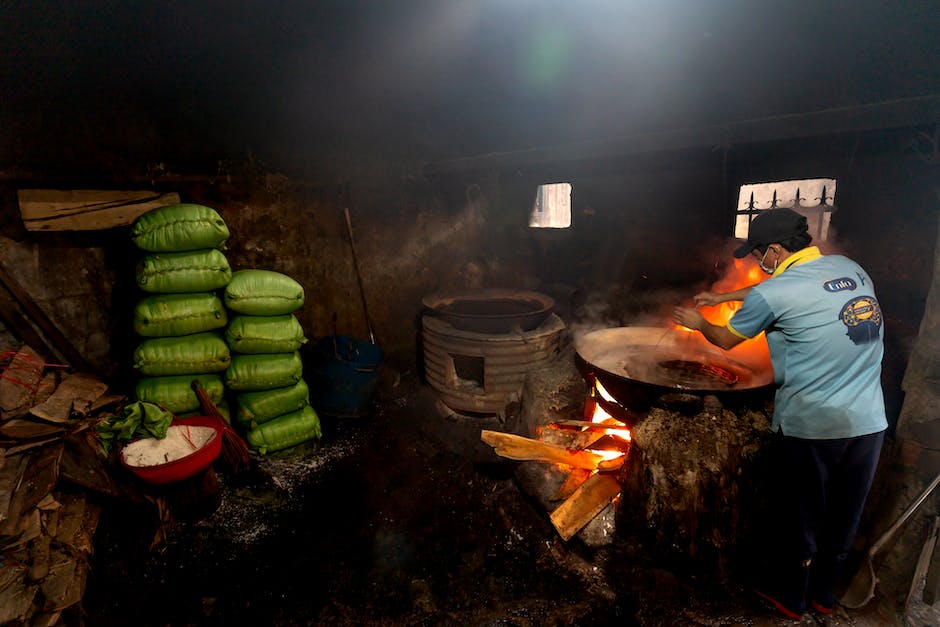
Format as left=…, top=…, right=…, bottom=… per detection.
left=343, top=207, right=376, bottom=345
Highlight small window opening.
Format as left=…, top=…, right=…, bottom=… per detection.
left=735, top=178, right=836, bottom=242
left=529, top=182, right=571, bottom=228
left=450, top=354, right=484, bottom=392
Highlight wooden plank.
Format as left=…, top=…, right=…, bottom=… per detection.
left=551, top=468, right=591, bottom=502
left=550, top=471, right=622, bottom=541
left=481, top=430, right=608, bottom=471
left=17, top=189, right=180, bottom=231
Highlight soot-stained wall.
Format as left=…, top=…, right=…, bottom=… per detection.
left=0, top=128, right=935, bottom=422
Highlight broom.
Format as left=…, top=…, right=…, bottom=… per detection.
left=191, top=379, right=251, bottom=475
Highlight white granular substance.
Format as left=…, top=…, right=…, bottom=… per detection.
left=122, top=425, right=217, bottom=467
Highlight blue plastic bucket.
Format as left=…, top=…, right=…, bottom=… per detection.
left=308, top=335, right=383, bottom=417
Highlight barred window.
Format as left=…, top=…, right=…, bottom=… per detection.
left=736, top=178, right=836, bottom=241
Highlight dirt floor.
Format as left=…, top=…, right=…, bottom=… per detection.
left=82, top=368, right=922, bottom=626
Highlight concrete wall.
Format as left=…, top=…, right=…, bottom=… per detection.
left=0, top=129, right=935, bottom=427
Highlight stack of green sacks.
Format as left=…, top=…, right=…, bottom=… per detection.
left=223, top=269, right=321, bottom=454
left=129, top=204, right=233, bottom=420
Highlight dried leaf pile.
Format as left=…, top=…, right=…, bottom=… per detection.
left=0, top=345, right=125, bottom=626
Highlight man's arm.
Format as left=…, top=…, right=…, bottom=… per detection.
left=694, top=286, right=754, bottom=307
left=672, top=307, right=745, bottom=350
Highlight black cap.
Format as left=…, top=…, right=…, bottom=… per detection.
left=733, top=208, right=809, bottom=258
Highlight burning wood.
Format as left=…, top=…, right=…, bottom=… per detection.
left=481, top=392, right=630, bottom=541
left=550, top=472, right=622, bottom=541
left=480, top=430, right=624, bottom=472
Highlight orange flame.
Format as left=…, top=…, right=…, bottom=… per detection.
left=591, top=380, right=632, bottom=443
left=698, top=258, right=766, bottom=327
left=675, top=257, right=772, bottom=367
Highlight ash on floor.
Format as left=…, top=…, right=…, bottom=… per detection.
left=83, top=370, right=908, bottom=626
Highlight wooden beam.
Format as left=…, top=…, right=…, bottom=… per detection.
left=17, top=189, right=179, bottom=231
left=549, top=471, right=622, bottom=541
left=0, top=257, right=94, bottom=374
left=481, top=430, right=624, bottom=471
left=424, top=94, right=940, bottom=176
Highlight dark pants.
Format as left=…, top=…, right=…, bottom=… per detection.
left=771, top=429, right=885, bottom=600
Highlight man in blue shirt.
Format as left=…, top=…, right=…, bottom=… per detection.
left=674, top=208, right=887, bottom=620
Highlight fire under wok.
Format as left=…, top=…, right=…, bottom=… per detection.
left=575, top=326, right=774, bottom=420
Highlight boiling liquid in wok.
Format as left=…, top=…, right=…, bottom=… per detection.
left=588, top=346, right=763, bottom=391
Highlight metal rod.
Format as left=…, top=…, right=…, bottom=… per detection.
left=343, top=207, right=376, bottom=345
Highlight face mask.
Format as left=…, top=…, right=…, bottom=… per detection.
left=758, top=248, right=778, bottom=275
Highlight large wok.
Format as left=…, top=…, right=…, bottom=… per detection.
left=575, top=326, right=774, bottom=419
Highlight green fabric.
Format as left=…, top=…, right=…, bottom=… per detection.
left=133, top=293, right=227, bottom=337
left=131, top=203, right=230, bottom=252
left=224, top=352, right=304, bottom=391
left=224, top=269, right=305, bottom=315
left=245, top=405, right=321, bottom=454
left=135, top=374, right=225, bottom=414
left=235, top=379, right=309, bottom=428
left=136, top=249, right=232, bottom=294
left=133, top=332, right=231, bottom=376
left=225, top=314, right=307, bottom=354
left=96, top=401, right=174, bottom=453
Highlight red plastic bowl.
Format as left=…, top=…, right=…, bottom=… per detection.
left=120, top=416, right=224, bottom=485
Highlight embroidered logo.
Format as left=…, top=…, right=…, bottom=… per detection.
left=824, top=277, right=857, bottom=292
left=839, top=296, right=883, bottom=345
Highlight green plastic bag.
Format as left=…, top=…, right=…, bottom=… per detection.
left=133, top=332, right=231, bottom=376
left=131, top=203, right=230, bottom=252
left=224, top=352, right=304, bottom=391
left=224, top=269, right=305, bottom=315
left=235, top=379, right=309, bottom=429
left=96, top=401, right=174, bottom=454
left=245, top=405, right=321, bottom=454
left=225, top=314, right=307, bottom=354
left=136, top=249, right=232, bottom=294
left=133, top=293, right=227, bottom=337
left=135, top=374, right=225, bottom=414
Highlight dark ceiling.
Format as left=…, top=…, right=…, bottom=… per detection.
left=3, top=1, right=938, bottom=177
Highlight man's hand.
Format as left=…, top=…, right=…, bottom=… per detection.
left=693, top=292, right=723, bottom=307
left=673, top=306, right=745, bottom=350
left=673, top=306, right=705, bottom=331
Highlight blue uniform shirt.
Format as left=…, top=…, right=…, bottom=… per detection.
left=727, top=246, right=888, bottom=439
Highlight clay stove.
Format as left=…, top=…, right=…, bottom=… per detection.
left=421, top=289, right=566, bottom=416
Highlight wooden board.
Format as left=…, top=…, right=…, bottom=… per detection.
left=17, top=189, right=180, bottom=231
left=481, top=430, right=607, bottom=470
left=549, top=472, right=622, bottom=541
